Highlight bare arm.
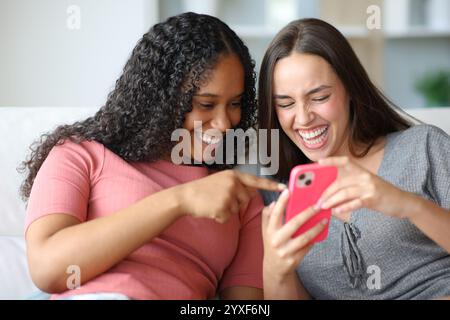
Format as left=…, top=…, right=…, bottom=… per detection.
left=27, top=170, right=284, bottom=293
left=219, top=287, right=264, bottom=300
left=263, top=270, right=310, bottom=300
left=26, top=186, right=183, bottom=293
left=404, top=193, right=450, bottom=254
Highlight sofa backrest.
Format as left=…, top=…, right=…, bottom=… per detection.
left=0, top=107, right=97, bottom=237
left=405, top=108, right=450, bottom=134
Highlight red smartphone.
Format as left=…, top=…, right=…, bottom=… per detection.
left=285, top=163, right=337, bottom=243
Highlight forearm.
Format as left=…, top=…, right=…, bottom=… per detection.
left=35, top=186, right=184, bottom=292
left=404, top=192, right=450, bottom=254
left=263, top=268, right=310, bottom=300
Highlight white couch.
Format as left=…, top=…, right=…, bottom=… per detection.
left=1, top=106, right=449, bottom=300
left=0, top=106, right=97, bottom=299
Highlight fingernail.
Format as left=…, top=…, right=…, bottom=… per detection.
left=313, top=203, right=321, bottom=211
left=269, top=201, right=275, bottom=209
left=278, top=183, right=287, bottom=190
left=321, top=219, right=328, bottom=225
left=281, top=189, right=289, bottom=197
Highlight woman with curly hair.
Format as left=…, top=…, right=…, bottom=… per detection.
left=258, top=18, right=450, bottom=299
left=20, top=12, right=284, bottom=300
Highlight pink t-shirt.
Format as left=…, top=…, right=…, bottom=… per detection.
left=25, top=140, right=264, bottom=300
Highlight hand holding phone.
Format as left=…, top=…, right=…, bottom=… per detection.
left=285, top=163, right=337, bottom=243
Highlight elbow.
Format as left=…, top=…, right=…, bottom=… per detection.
left=28, top=258, right=71, bottom=294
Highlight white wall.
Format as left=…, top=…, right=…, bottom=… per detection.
left=385, top=38, right=450, bottom=108
left=0, top=0, right=158, bottom=107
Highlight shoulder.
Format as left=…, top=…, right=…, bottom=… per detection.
left=50, top=139, right=105, bottom=163
left=391, top=124, right=449, bottom=142
left=387, top=124, right=450, bottom=152
left=383, top=124, right=450, bottom=180
left=45, top=139, right=106, bottom=179
left=51, top=138, right=105, bottom=156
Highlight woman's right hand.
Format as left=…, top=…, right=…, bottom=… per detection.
left=175, top=169, right=286, bottom=223
left=262, top=189, right=328, bottom=280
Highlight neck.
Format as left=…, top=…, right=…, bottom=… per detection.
left=331, top=134, right=386, bottom=174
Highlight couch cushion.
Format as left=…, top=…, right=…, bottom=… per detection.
left=407, top=108, right=450, bottom=134
left=0, top=236, right=38, bottom=299
left=0, top=107, right=97, bottom=236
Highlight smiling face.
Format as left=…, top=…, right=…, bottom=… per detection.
left=183, top=54, right=244, bottom=163
left=272, top=52, right=351, bottom=162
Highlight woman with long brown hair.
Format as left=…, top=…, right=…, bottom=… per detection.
left=258, top=18, right=450, bottom=299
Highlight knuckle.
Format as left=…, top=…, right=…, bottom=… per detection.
left=296, top=236, right=308, bottom=248
left=271, top=238, right=279, bottom=249
left=226, top=169, right=236, bottom=176
left=304, top=232, right=314, bottom=243
left=227, top=178, right=237, bottom=188
left=292, top=218, right=306, bottom=231
left=217, top=201, right=227, bottom=212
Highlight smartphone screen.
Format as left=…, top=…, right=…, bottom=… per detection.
left=285, top=164, right=337, bottom=243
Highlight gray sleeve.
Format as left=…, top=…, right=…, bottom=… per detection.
left=425, top=125, right=450, bottom=209
left=258, top=189, right=279, bottom=206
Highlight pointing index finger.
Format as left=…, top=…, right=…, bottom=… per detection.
left=235, top=171, right=287, bottom=192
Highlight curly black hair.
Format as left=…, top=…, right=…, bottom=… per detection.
left=19, top=12, right=257, bottom=201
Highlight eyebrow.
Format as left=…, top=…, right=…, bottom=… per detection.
left=306, top=85, right=332, bottom=95
left=194, top=92, right=244, bottom=98
left=273, top=85, right=332, bottom=99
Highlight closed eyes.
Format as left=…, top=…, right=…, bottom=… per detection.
left=276, top=102, right=295, bottom=109
left=275, top=95, right=331, bottom=108
left=312, top=95, right=330, bottom=102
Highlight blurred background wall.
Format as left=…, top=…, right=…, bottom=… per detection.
left=1, top=0, right=449, bottom=109
left=0, top=0, right=157, bottom=107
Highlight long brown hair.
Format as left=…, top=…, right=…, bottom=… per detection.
left=258, top=18, right=412, bottom=181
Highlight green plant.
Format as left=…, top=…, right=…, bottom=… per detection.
left=415, top=70, right=450, bottom=107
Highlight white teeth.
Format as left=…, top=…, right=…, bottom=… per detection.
left=196, top=131, right=222, bottom=145
left=298, top=126, right=328, bottom=140
left=298, top=126, right=328, bottom=145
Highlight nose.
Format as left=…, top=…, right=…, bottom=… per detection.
left=210, top=107, right=232, bottom=132
left=294, top=103, right=314, bottom=125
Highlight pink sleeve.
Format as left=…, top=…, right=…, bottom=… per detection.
left=24, top=140, right=104, bottom=236
left=219, top=193, right=265, bottom=292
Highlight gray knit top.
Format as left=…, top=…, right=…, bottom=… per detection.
left=259, top=124, right=450, bottom=299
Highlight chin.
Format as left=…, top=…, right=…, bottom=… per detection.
left=297, top=143, right=332, bottom=162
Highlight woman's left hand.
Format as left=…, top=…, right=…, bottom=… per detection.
left=317, top=157, right=411, bottom=220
